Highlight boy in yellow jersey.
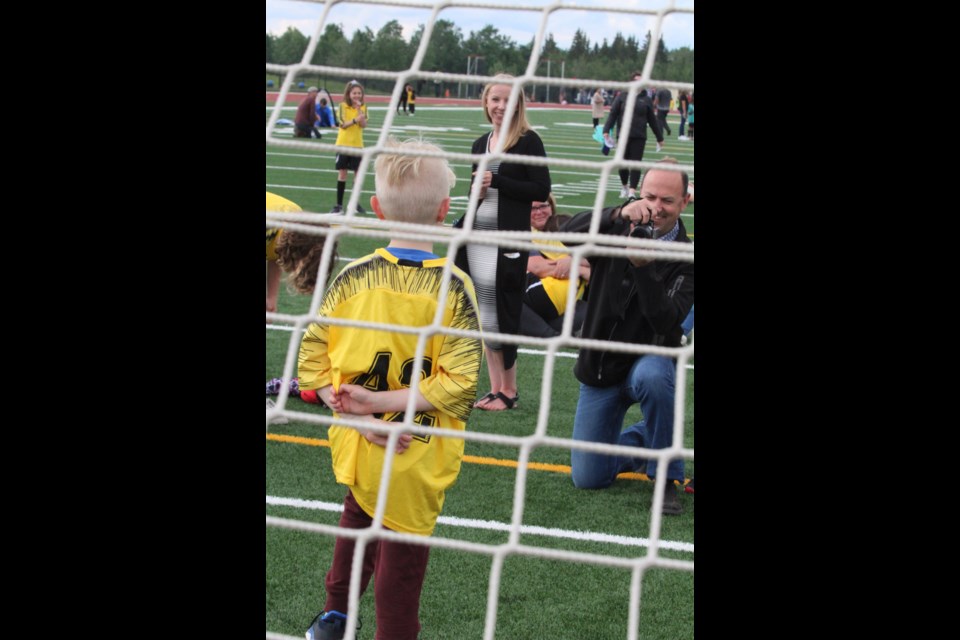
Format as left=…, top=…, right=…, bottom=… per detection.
left=298, top=138, right=482, bottom=640
left=332, top=80, right=369, bottom=214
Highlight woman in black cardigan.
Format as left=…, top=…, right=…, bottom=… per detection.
left=454, top=74, right=552, bottom=411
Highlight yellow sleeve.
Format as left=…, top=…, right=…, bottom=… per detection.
left=418, top=283, right=482, bottom=423
left=298, top=321, right=332, bottom=391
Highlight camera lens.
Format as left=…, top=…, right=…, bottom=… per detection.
left=630, top=222, right=656, bottom=239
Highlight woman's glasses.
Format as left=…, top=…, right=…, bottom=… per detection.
left=531, top=204, right=551, bottom=212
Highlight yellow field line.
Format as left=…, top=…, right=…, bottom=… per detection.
left=266, top=432, right=648, bottom=481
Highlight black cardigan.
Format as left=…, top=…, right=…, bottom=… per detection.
left=454, top=130, right=551, bottom=368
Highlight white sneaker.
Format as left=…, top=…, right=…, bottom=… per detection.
left=678, top=135, right=689, bottom=141
left=619, top=186, right=629, bottom=198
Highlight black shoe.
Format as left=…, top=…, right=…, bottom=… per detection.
left=661, top=482, right=683, bottom=515
left=356, top=203, right=366, bottom=214
left=305, top=610, right=360, bottom=640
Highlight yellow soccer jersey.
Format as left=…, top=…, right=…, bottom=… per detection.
left=532, top=231, right=586, bottom=315
left=266, top=192, right=302, bottom=260
left=298, top=247, right=482, bottom=536
left=335, top=103, right=368, bottom=148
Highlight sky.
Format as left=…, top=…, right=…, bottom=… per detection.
left=265, top=0, right=694, bottom=52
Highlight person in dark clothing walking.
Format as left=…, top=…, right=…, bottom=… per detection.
left=602, top=72, right=664, bottom=199
left=655, top=86, right=672, bottom=136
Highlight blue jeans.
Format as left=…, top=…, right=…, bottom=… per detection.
left=679, top=116, right=687, bottom=136
left=571, top=355, right=684, bottom=487
left=681, top=305, right=694, bottom=336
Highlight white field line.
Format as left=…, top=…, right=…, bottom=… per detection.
left=266, top=495, right=694, bottom=554
left=265, top=324, right=694, bottom=369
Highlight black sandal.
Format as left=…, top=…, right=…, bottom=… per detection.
left=474, top=392, right=497, bottom=407
left=477, top=391, right=518, bottom=411
left=495, top=391, right=519, bottom=409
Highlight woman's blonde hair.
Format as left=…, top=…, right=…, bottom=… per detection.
left=480, top=73, right=532, bottom=151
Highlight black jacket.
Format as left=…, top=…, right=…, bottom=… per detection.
left=454, top=130, right=551, bottom=368
left=560, top=209, right=693, bottom=387
left=603, top=93, right=663, bottom=141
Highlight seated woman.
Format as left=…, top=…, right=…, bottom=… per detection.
left=520, top=194, right=590, bottom=337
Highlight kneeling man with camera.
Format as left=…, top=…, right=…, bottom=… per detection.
left=560, top=159, right=693, bottom=515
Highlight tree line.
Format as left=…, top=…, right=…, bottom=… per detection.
left=266, top=20, right=693, bottom=100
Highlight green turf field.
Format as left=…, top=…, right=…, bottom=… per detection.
left=266, top=101, right=694, bottom=639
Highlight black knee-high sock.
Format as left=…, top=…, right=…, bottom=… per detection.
left=336, top=180, right=346, bottom=206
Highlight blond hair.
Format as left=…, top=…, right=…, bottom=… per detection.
left=373, top=137, right=456, bottom=224
left=481, top=73, right=532, bottom=151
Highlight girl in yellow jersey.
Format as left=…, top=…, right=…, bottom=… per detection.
left=265, top=191, right=302, bottom=313
left=265, top=191, right=339, bottom=313
left=332, top=80, right=369, bottom=214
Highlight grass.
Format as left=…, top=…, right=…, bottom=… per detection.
left=266, top=99, right=694, bottom=639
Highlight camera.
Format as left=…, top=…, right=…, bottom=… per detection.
left=630, top=220, right=657, bottom=239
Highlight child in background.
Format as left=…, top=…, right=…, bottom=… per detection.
left=406, top=83, right=416, bottom=116
left=332, top=80, right=369, bottom=214
left=316, top=97, right=336, bottom=128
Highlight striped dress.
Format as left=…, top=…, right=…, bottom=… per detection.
left=466, top=137, right=502, bottom=349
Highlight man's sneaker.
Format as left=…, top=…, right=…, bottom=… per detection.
left=305, top=610, right=359, bottom=640
left=330, top=205, right=343, bottom=213
left=619, top=186, right=629, bottom=198
left=661, top=481, right=683, bottom=515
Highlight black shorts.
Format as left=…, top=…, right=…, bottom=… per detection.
left=523, top=274, right=560, bottom=323
left=335, top=154, right=361, bottom=171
